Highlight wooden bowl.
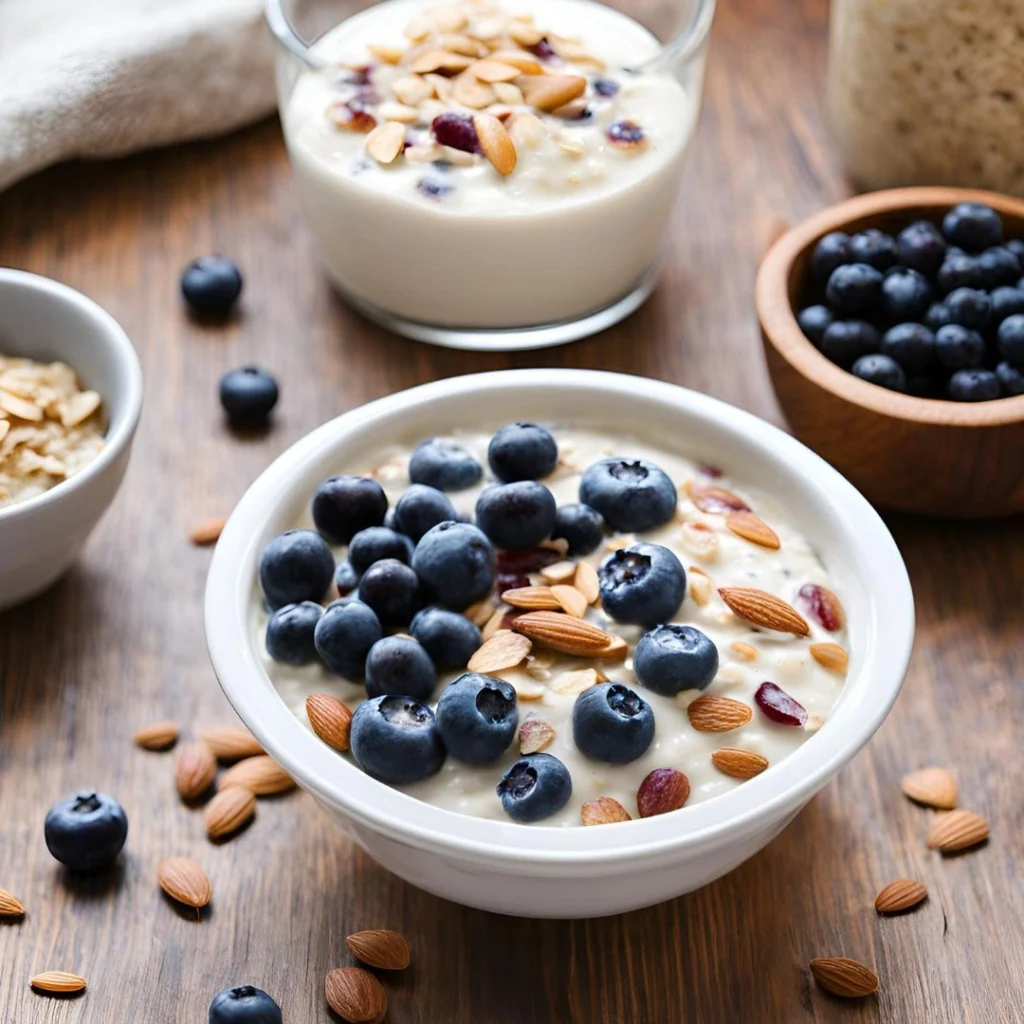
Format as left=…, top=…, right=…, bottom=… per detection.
left=757, top=186, right=1024, bottom=518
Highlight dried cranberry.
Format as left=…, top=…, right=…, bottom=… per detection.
left=432, top=112, right=480, bottom=154
left=797, top=583, right=845, bottom=632
left=607, top=120, right=646, bottom=148
left=496, top=547, right=561, bottom=574
left=593, top=78, right=620, bottom=98
left=528, top=38, right=556, bottom=60
left=328, top=102, right=377, bottom=133
left=497, top=573, right=532, bottom=596
left=754, top=681, right=807, bottom=726
left=698, top=462, right=723, bottom=479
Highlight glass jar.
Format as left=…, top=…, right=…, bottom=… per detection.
left=266, top=0, right=715, bottom=349
left=827, top=0, right=1024, bottom=197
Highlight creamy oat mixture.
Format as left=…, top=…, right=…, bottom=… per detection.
left=256, top=428, right=850, bottom=827
left=0, top=355, right=104, bottom=509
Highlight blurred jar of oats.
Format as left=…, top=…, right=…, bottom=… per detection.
left=827, top=0, right=1024, bottom=196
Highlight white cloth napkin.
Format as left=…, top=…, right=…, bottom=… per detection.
left=0, top=0, right=277, bottom=192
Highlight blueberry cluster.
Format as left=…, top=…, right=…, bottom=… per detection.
left=797, top=203, right=1024, bottom=401
left=258, top=423, right=724, bottom=824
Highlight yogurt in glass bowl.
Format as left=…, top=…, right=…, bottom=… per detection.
left=266, top=0, right=715, bottom=349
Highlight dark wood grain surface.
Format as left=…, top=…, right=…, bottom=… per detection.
left=2, top=1, right=1021, bottom=1021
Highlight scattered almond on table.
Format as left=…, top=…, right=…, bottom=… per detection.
left=174, top=741, right=217, bottom=802
left=325, top=967, right=388, bottom=1024
left=0, top=888, right=26, bottom=919
left=132, top=720, right=180, bottom=751
left=201, top=726, right=264, bottom=763
left=189, top=516, right=226, bottom=546
left=204, top=786, right=257, bottom=841
left=900, top=766, right=957, bottom=809
left=927, top=809, right=989, bottom=853
left=346, top=929, right=411, bottom=971
left=809, top=957, right=879, bottom=999
left=157, top=856, right=212, bottom=910
left=875, top=879, right=927, bottom=914
left=218, top=755, right=296, bottom=796
left=30, top=971, right=87, bottom=996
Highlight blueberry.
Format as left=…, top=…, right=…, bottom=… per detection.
left=796, top=305, right=834, bottom=346
left=487, top=422, right=558, bottom=482
left=633, top=624, right=719, bottom=695
left=848, top=229, right=898, bottom=270
left=996, top=361, right=1024, bottom=396
left=825, top=263, right=883, bottom=315
left=572, top=682, right=654, bottom=764
left=593, top=78, right=620, bottom=97
left=896, top=220, right=947, bottom=277
left=311, top=475, right=388, bottom=545
left=945, top=287, right=991, bottom=330
left=879, top=323, right=934, bottom=371
left=851, top=353, right=907, bottom=391
left=935, top=325, right=986, bottom=371
left=357, top=558, right=419, bottom=627
left=348, top=526, right=413, bottom=575
left=335, top=560, right=359, bottom=596
left=350, top=695, right=446, bottom=784
left=435, top=673, right=518, bottom=763
left=925, top=301, right=956, bottom=332
left=392, top=484, right=458, bottom=542
left=181, top=255, right=243, bottom=314
left=943, top=202, right=1003, bottom=252
left=1007, top=238, right=1024, bottom=270
left=998, top=314, right=1024, bottom=363
left=408, top=438, right=482, bottom=492
left=948, top=368, right=1001, bottom=402
left=977, top=246, right=1021, bottom=289
left=496, top=753, right=572, bottom=823
left=475, top=481, right=556, bottom=550
left=44, top=792, right=128, bottom=871
left=879, top=267, right=933, bottom=321
left=413, top=521, right=495, bottom=610
left=551, top=503, right=605, bottom=556
left=266, top=601, right=322, bottom=665
left=598, top=542, right=685, bottom=626
left=314, top=601, right=382, bottom=677
left=810, top=231, right=851, bottom=282
left=209, top=985, right=282, bottom=1024
left=259, top=529, right=334, bottom=609
left=219, top=367, right=278, bottom=429
left=990, top=286, right=1024, bottom=325
left=365, top=636, right=436, bottom=701
left=579, top=458, right=677, bottom=532
left=820, top=320, right=880, bottom=368
left=409, top=606, right=482, bottom=670
left=936, top=251, right=983, bottom=293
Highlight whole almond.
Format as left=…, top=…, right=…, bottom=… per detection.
left=157, top=857, right=212, bottom=909
left=201, top=727, right=264, bottom=763
left=875, top=878, right=927, bottom=914
left=325, top=967, right=387, bottom=1023
left=189, top=517, right=226, bottom=546
left=718, top=587, right=810, bottom=636
left=467, top=630, right=532, bottom=674
left=175, top=741, right=217, bottom=801
left=133, top=720, right=180, bottom=751
left=711, top=748, right=769, bottom=779
left=515, top=73, right=587, bottom=111
left=810, top=642, right=849, bottom=674
left=726, top=511, right=780, bottom=550
left=574, top=561, right=599, bottom=604
left=502, top=586, right=560, bottom=610
left=218, top=755, right=296, bottom=796
left=519, top=718, right=555, bottom=754
left=927, top=809, right=989, bottom=852
left=687, top=695, right=753, bottom=732
left=306, top=693, right=353, bottom=752
left=637, top=768, right=690, bottom=817
left=809, top=957, right=879, bottom=998
left=30, top=971, right=87, bottom=995
left=581, top=796, right=632, bottom=825
left=0, top=888, right=25, bottom=919
left=900, top=767, right=957, bottom=809
left=204, top=786, right=256, bottom=840
left=550, top=584, right=587, bottom=619
left=346, top=929, right=411, bottom=970
left=511, top=611, right=613, bottom=656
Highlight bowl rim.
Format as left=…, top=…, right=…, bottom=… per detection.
left=757, top=186, right=1024, bottom=427
left=205, top=369, right=915, bottom=865
left=0, top=268, right=144, bottom=523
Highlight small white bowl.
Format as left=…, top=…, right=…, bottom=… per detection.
left=205, top=369, right=914, bottom=918
left=0, top=270, right=143, bottom=610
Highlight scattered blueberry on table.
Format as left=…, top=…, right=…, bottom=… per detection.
left=181, top=255, right=243, bottom=315
left=44, top=792, right=128, bottom=871
left=219, top=366, right=279, bottom=428
left=208, top=985, right=282, bottom=1024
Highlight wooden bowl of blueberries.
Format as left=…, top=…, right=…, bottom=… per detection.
left=757, top=187, right=1024, bottom=518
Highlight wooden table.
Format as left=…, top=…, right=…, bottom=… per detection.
left=2, top=1, right=1021, bottom=1020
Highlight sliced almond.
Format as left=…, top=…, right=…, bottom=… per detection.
left=453, top=74, right=495, bottom=109
left=465, top=596, right=495, bottom=627
left=511, top=611, right=614, bottom=656
left=539, top=559, right=577, bottom=583
left=875, top=879, right=927, bottom=914
left=346, top=929, right=411, bottom=971
left=711, top=748, right=769, bottom=779
left=508, top=111, right=547, bottom=149
left=30, top=971, right=86, bottom=995
left=368, top=43, right=404, bottom=64
left=594, top=634, right=628, bottom=660
left=204, top=786, right=256, bottom=840
left=305, top=693, right=353, bottom=752
left=492, top=81, right=525, bottom=105
left=680, top=521, right=719, bottom=559
left=688, top=565, right=714, bottom=607
left=439, top=33, right=488, bottom=57
left=686, top=480, right=751, bottom=515
left=550, top=37, right=605, bottom=69
left=0, top=888, right=26, bottom=919
left=519, top=718, right=556, bottom=753
left=503, top=586, right=560, bottom=610
left=550, top=584, right=587, bottom=618
left=549, top=667, right=599, bottom=695
left=468, top=630, right=532, bottom=673
left=470, top=13, right=505, bottom=40
left=927, top=809, right=988, bottom=852
left=573, top=561, right=600, bottom=604
left=481, top=605, right=512, bottom=640
left=581, top=796, right=632, bottom=825
left=900, top=767, right=957, bottom=810
left=489, top=50, right=545, bottom=75
left=0, top=391, right=42, bottom=422
left=60, top=390, right=101, bottom=427
left=403, top=15, right=433, bottom=41
left=201, top=727, right=263, bottom=763
left=730, top=641, right=757, bottom=662
left=726, top=511, right=780, bottom=550
left=410, top=48, right=473, bottom=75
left=687, top=695, right=753, bottom=732
left=508, top=21, right=544, bottom=46
left=470, top=59, right=521, bottom=82
left=810, top=641, right=849, bottom=674
left=809, top=957, right=879, bottom=999
left=189, top=516, right=226, bottom=546
left=392, top=74, right=434, bottom=105
left=718, top=587, right=810, bottom=636
left=378, top=101, right=419, bottom=123
left=366, top=121, right=406, bottom=164
left=507, top=674, right=545, bottom=701
left=218, top=755, right=296, bottom=796
left=515, top=73, right=587, bottom=112
left=174, top=741, right=217, bottom=801
left=133, top=720, right=180, bottom=751
left=157, top=856, right=212, bottom=909
left=431, top=4, right=467, bottom=32
left=473, top=113, right=516, bottom=175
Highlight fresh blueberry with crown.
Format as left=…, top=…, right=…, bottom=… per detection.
left=936, top=251, right=982, bottom=293
left=311, top=475, right=388, bottom=545
left=357, top=558, right=420, bottom=627
left=259, top=529, right=334, bottom=609
left=412, top=521, right=496, bottom=610
left=265, top=601, right=322, bottom=665
left=847, top=228, right=898, bottom=270
left=809, top=231, right=850, bottom=282
left=820, top=320, right=879, bottom=368
left=579, top=457, right=677, bottom=532
left=948, top=368, right=1001, bottom=402
left=851, top=353, right=907, bottom=391
left=409, top=438, right=483, bottom=491
left=879, top=323, right=934, bottom=371
left=365, top=636, right=437, bottom=701
left=314, top=601, right=382, bottom=678
left=934, top=325, right=985, bottom=371
left=572, top=682, right=655, bottom=764
left=633, top=624, right=719, bottom=695
left=392, top=483, right=458, bottom=542
left=181, top=255, right=243, bottom=315
left=219, top=367, right=278, bottom=429
left=598, top=542, right=686, bottom=625
left=348, top=526, right=414, bottom=575
left=350, top=696, right=446, bottom=784
left=896, top=220, right=947, bottom=277
left=409, top=607, right=482, bottom=670
left=825, top=263, right=883, bottom=315
left=435, top=673, right=518, bottom=764
left=474, top=481, right=556, bottom=550
left=487, top=422, right=558, bottom=482
left=996, top=361, right=1024, bottom=396
left=44, top=792, right=128, bottom=871
left=208, top=985, right=282, bottom=1024
left=796, top=305, right=834, bottom=347
left=551, top=503, right=605, bottom=556
left=879, top=267, right=933, bottom=322
left=496, top=753, right=572, bottom=823
left=942, top=202, right=1003, bottom=252
left=997, top=314, right=1024, bottom=363
left=944, top=287, right=991, bottom=331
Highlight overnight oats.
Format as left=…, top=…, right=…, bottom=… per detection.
left=276, top=0, right=705, bottom=335
left=252, top=422, right=850, bottom=827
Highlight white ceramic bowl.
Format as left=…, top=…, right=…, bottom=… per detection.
left=205, top=369, right=914, bottom=918
left=0, top=270, right=143, bottom=610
